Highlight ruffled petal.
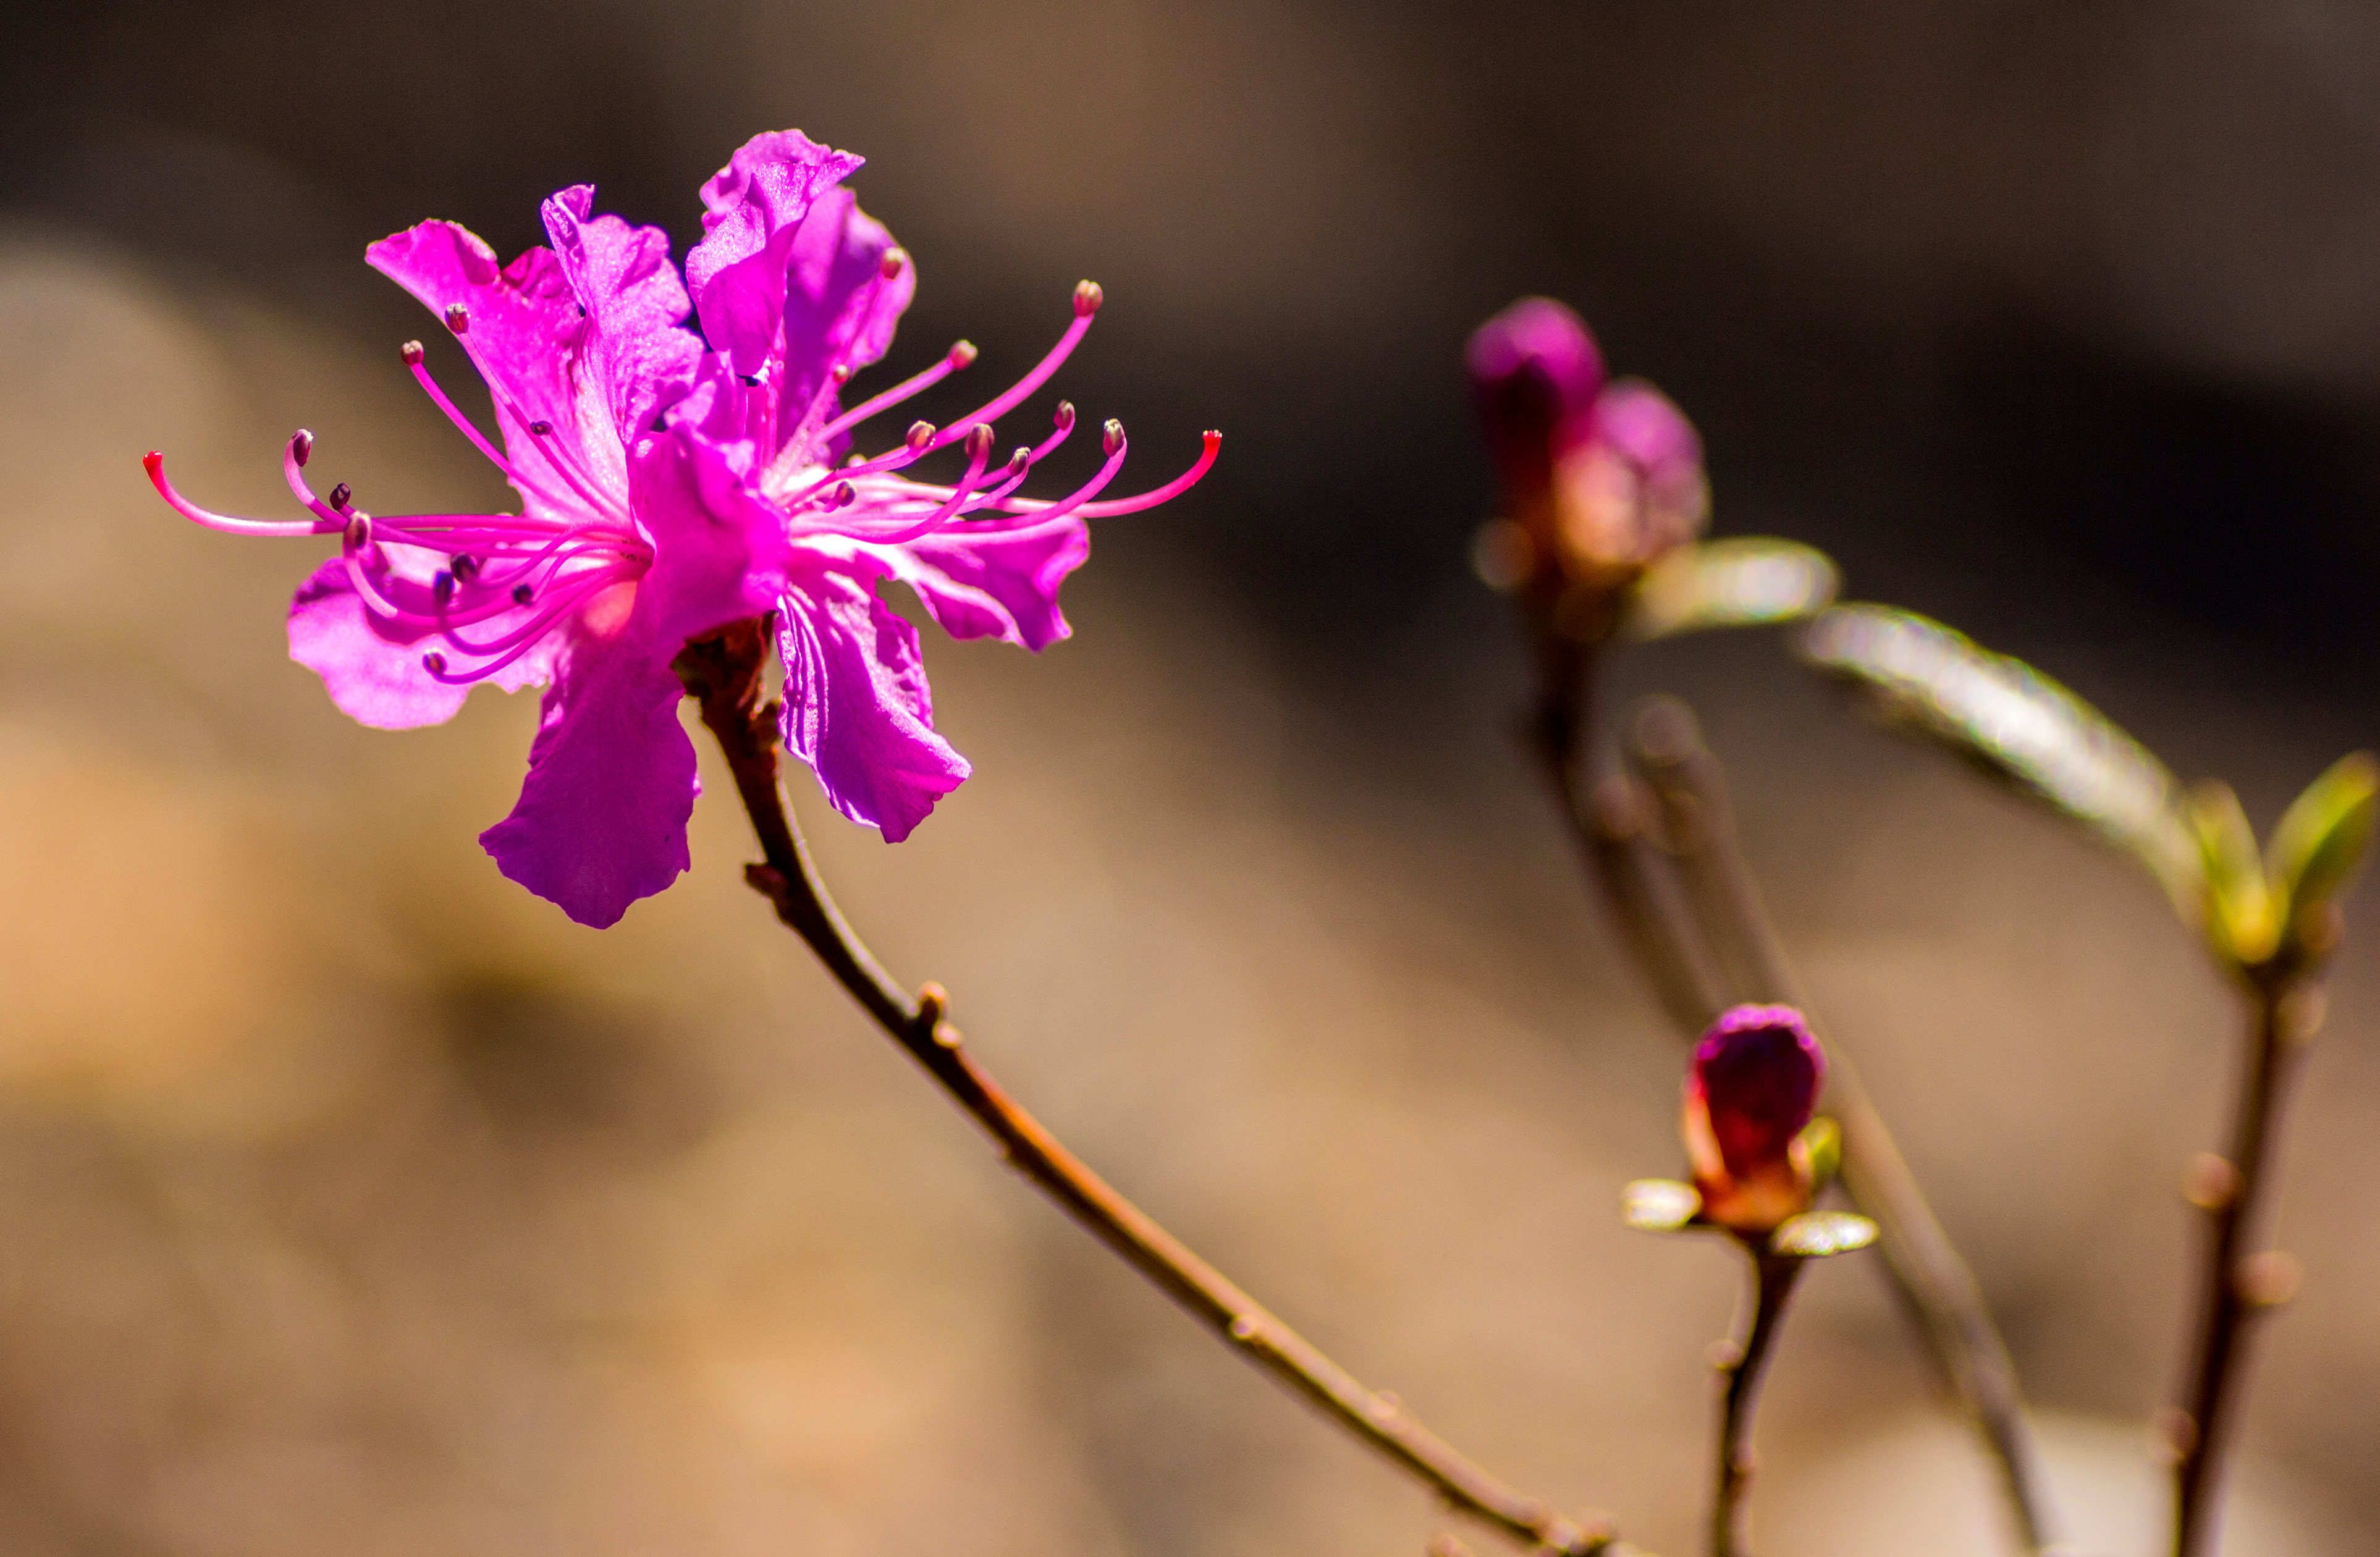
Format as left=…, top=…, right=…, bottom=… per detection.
left=287, top=559, right=468, bottom=730
left=479, top=625, right=698, bottom=929
left=863, top=517, right=1088, bottom=651
left=772, top=186, right=912, bottom=463
left=540, top=185, right=705, bottom=443
left=366, top=220, right=582, bottom=473
left=686, top=130, right=867, bottom=380
left=777, top=551, right=969, bottom=842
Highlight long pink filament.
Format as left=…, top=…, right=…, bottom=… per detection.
left=146, top=450, right=340, bottom=538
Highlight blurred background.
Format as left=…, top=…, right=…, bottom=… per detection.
left=1, top=2, right=2377, bottom=1553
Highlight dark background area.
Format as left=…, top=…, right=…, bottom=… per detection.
left=1, top=4, right=2376, bottom=1555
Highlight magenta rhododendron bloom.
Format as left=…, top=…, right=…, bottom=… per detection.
left=675, top=130, right=1219, bottom=840
left=1682, top=1004, right=1826, bottom=1232
left=1467, top=297, right=1707, bottom=585
left=148, top=186, right=777, bottom=927
left=146, top=132, right=1217, bottom=929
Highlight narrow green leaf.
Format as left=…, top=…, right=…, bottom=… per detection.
left=1619, top=538, right=1840, bottom=642
left=2188, top=781, right=2279, bottom=966
left=1799, top=606, right=2201, bottom=903
left=2266, top=752, right=2379, bottom=918
left=1770, top=1210, right=1878, bottom=1259
left=1621, top=1178, right=1703, bottom=1233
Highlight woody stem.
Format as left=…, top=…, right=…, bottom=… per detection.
left=2172, top=972, right=2314, bottom=1557
left=675, top=617, right=1619, bottom=1557
left=1712, top=1245, right=1805, bottom=1557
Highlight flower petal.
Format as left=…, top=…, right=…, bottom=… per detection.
left=633, top=361, right=794, bottom=648
left=541, top=185, right=705, bottom=443
left=479, top=625, right=698, bottom=929
left=366, top=219, right=581, bottom=464
left=864, top=517, right=1088, bottom=652
left=287, top=558, right=468, bottom=730
left=772, top=186, right=912, bottom=462
left=686, top=130, right=867, bottom=380
left=777, top=552, right=969, bottom=842
left=286, top=554, right=559, bottom=729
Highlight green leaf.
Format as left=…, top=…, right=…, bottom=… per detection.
left=1791, top=1116, right=1841, bottom=1190
left=2266, top=753, right=2379, bottom=921
left=1770, top=1210, right=1878, bottom=1259
left=2188, top=781, right=2279, bottom=967
left=1799, top=606, right=2201, bottom=903
left=1621, top=1178, right=1703, bottom=1233
left=1618, top=539, right=1840, bottom=642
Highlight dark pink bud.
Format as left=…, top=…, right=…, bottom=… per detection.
left=1689, top=1005, right=1824, bottom=1181
left=1466, top=297, right=1606, bottom=481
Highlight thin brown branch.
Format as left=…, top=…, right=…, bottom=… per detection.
left=1711, top=1246, right=1808, bottom=1557
left=1532, top=691, right=2050, bottom=1551
left=676, top=620, right=1618, bottom=1557
left=2171, top=973, right=2318, bottom=1557
left=1533, top=648, right=1728, bottom=1035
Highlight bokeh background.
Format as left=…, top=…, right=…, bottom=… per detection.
left=2, top=4, right=2378, bottom=1553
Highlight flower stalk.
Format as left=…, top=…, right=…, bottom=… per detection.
left=675, top=617, right=1619, bottom=1557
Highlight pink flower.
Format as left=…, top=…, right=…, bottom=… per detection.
left=676, top=129, right=1220, bottom=840
left=1466, top=297, right=1707, bottom=586
left=146, top=187, right=785, bottom=928
left=1681, top=1005, right=1826, bottom=1232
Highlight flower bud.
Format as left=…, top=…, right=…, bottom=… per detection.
left=1682, top=1004, right=1825, bottom=1233
left=1466, top=297, right=1604, bottom=497
left=1466, top=297, right=1709, bottom=593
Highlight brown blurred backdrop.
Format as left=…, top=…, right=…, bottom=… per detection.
left=1, top=4, right=2376, bottom=1554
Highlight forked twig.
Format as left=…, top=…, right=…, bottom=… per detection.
left=1624, top=698, right=2054, bottom=1553
left=1532, top=656, right=2052, bottom=1552
left=677, top=619, right=1618, bottom=1557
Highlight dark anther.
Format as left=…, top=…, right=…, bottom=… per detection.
left=1073, top=279, right=1105, bottom=318
left=290, top=429, right=314, bottom=466
left=1053, top=401, right=1076, bottom=431
left=880, top=247, right=908, bottom=281
left=400, top=340, right=425, bottom=366
left=450, top=554, right=480, bottom=583
left=948, top=340, right=978, bottom=368
left=1102, top=419, right=1126, bottom=457
left=529, top=419, right=553, bottom=436
left=906, top=420, right=935, bottom=452
left=422, top=651, right=448, bottom=675
left=432, top=570, right=456, bottom=606
left=328, top=483, right=352, bottom=511
left=444, top=303, right=470, bottom=335
left=512, top=584, right=534, bottom=606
